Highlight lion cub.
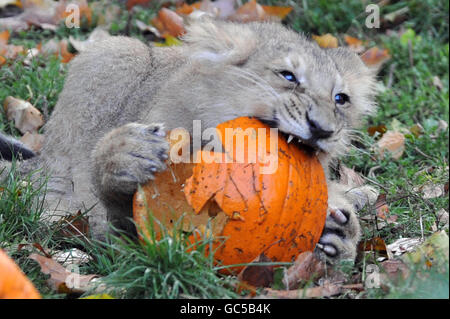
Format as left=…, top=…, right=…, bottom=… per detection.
left=5, top=18, right=379, bottom=263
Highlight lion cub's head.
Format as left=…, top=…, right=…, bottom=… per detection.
left=183, top=18, right=378, bottom=157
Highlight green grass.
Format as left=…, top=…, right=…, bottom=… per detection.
left=1, top=0, right=448, bottom=299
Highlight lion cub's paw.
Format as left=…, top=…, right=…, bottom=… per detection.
left=93, top=122, right=169, bottom=196
left=315, top=205, right=361, bottom=263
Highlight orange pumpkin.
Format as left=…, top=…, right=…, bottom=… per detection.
left=0, top=249, right=41, bottom=299
left=133, top=117, right=328, bottom=273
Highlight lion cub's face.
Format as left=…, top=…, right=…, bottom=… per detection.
left=184, top=20, right=377, bottom=156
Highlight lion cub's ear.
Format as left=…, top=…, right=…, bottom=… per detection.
left=183, top=18, right=257, bottom=66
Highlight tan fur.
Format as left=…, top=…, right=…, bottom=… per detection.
left=11, top=19, right=379, bottom=262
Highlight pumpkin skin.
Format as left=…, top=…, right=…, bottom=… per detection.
left=0, top=249, right=41, bottom=299
left=133, top=117, right=328, bottom=273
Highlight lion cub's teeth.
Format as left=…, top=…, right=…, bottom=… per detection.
left=298, top=138, right=303, bottom=144
left=287, top=135, right=294, bottom=143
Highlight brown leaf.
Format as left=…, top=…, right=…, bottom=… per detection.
left=339, top=165, right=365, bottom=187
left=387, top=237, right=422, bottom=257
left=237, top=253, right=274, bottom=288
left=59, top=39, right=75, bottom=63
left=56, top=210, right=90, bottom=239
left=261, top=5, right=292, bottom=20
left=367, top=124, right=387, bottom=137
left=17, top=242, right=51, bottom=258
left=282, top=251, right=325, bottom=289
left=151, top=8, right=185, bottom=38
left=126, top=0, right=152, bottom=11
left=175, top=2, right=202, bottom=15
left=344, top=35, right=365, bottom=53
left=0, top=30, right=24, bottom=60
left=20, top=132, right=44, bottom=153
left=409, top=123, right=424, bottom=137
left=359, top=237, right=388, bottom=257
left=360, top=47, right=391, bottom=67
left=52, top=248, right=92, bottom=267
left=262, top=284, right=342, bottom=298
left=29, top=253, right=98, bottom=294
left=229, top=0, right=267, bottom=22
left=375, top=130, right=405, bottom=160
left=374, top=193, right=398, bottom=223
left=312, top=34, right=338, bottom=48
left=3, top=96, right=44, bottom=134
left=414, top=183, right=446, bottom=199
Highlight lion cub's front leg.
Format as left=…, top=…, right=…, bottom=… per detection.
left=315, top=182, right=378, bottom=263
left=92, top=123, right=169, bottom=232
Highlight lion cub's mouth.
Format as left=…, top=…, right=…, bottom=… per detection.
left=279, top=132, right=319, bottom=155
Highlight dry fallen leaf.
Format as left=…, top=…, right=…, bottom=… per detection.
left=359, top=237, right=388, bottom=258
left=339, top=165, right=365, bottom=188
left=126, top=0, right=152, bottom=11
left=29, top=253, right=98, bottom=294
left=374, top=193, right=398, bottom=224
left=375, top=130, right=405, bottom=160
left=0, top=29, right=24, bottom=60
left=151, top=7, right=185, bottom=38
left=420, top=183, right=446, bottom=199
left=3, top=96, right=44, bottom=134
left=261, top=5, right=292, bottom=20
left=282, top=251, right=325, bottom=290
left=367, top=124, right=387, bottom=137
left=52, top=248, right=92, bottom=267
left=409, top=123, right=424, bottom=137
left=262, top=283, right=342, bottom=298
left=312, top=34, right=338, bottom=48
left=387, top=237, right=423, bottom=257
left=175, top=1, right=202, bottom=15
left=20, top=131, right=44, bottom=153
left=344, top=35, right=365, bottom=53
left=229, top=0, right=266, bottom=22
left=360, top=47, right=391, bottom=68
left=237, top=253, right=275, bottom=288
left=59, top=39, right=75, bottom=63
left=56, top=210, right=90, bottom=239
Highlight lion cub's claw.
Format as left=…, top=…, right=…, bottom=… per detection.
left=93, top=123, right=169, bottom=197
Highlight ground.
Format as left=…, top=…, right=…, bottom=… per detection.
left=0, top=0, right=448, bottom=299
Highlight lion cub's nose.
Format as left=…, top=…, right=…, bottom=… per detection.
left=306, top=113, right=334, bottom=139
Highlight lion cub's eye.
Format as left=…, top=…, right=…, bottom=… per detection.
left=279, top=71, right=298, bottom=83
left=335, top=93, right=350, bottom=105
